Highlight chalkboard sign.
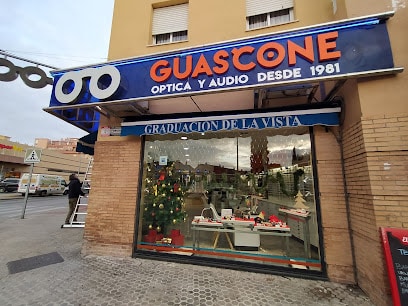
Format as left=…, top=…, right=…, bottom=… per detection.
left=381, top=227, right=408, bottom=306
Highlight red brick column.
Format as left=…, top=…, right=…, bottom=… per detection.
left=314, top=126, right=355, bottom=284
left=82, top=137, right=141, bottom=257
left=343, top=113, right=408, bottom=306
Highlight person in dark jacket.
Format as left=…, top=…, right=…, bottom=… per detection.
left=65, top=173, right=85, bottom=224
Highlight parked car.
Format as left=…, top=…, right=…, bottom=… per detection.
left=0, top=178, right=20, bottom=192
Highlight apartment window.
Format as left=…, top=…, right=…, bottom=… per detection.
left=246, top=0, right=294, bottom=30
left=152, top=3, right=188, bottom=45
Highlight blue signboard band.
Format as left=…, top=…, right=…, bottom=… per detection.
left=121, top=107, right=341, bottom=136
left=48, top=16, right=394, bottom=109
left=44, top=14, right=401, bottom=134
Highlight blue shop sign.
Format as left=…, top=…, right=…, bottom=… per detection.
left=121, top=107, right=341, bottom=136
left=48, top=15, right=396, bottom=108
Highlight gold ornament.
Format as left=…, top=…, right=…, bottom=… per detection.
left=144, top=207, right=148, bottom=211
left=173, top=219, right=177, bottom=224
left=162, top=184, right=166, bottom=188
left=170, top=210, right=173, bottom=214
left=153, top=203, right=156, bottom=207
left=159, top=203, right=164, bottom=209
left=156, top=226, right=161, bottom=232
left=148, top=224, right=153, bottom=229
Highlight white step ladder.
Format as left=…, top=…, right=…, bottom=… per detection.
left=62, top=157, right=93, bottom=228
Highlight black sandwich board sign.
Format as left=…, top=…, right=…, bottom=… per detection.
left=381, top=227, right=408, bottom=306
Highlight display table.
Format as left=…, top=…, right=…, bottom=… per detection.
left=191, top=218, right=291, bottom=254
left=279, top=208, right=312, bottom=258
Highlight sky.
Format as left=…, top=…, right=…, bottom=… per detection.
left=0, top=0, right=115, bottom=145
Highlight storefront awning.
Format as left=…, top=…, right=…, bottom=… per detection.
left=121, top=105, right=341, bottom=136
left=76, top=131, right=97, bottom=155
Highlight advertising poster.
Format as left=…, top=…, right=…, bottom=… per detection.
left=380, top=227, right=408, bottom=306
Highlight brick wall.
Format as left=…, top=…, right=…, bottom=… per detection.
left=314, top=126, right=355, bottom=284
left=342, top=113, right=408, bottom=306
left=82, top=138, right=141, bottom=257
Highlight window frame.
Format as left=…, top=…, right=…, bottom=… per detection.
left=135, top=127, right=321, bottom=271
left=153, top=30, right=188, bottom=45
left=152, top=3, right=188, bottom=45
left=246, top=0, right=295, bottom=30
left=247, top=7, right=294, bottom=30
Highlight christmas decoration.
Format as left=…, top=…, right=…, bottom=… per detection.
left=254, top=211, right=266, bottom=223
left=293, top=191, right=309, bottom=210
left=142, top=229, right=164, bottom=243
left=170, top=229, right=184, bottom=246
left=158, top=170, right=166, bottom=181
left=142, top=161, right=187, bottom=235
left=269, top=215, right=280, bottom=223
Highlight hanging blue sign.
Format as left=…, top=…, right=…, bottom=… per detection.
left=121, top=107, right=341, bottom=136
left=48, top=16, right=395, bottom=108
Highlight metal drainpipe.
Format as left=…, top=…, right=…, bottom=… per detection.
left=332, top=125, right=358, bottom=284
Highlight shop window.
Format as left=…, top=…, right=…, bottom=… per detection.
left=246, top=0, right=294, bottom=30
left=152, top=4, right=188, bottom=45
left=154, top=30, right=188, bottom=45
left=136, top=128, right=321, bottom=271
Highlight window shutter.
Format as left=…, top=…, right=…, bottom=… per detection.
left=152, top=3, right=188, bottom=35
left=246, top=0, right=293, bottom=17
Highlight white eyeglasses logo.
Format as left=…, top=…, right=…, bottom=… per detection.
left=54, top=65, right=121, bottom=104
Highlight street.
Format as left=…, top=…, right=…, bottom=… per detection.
left=0, top=193, right=67, bottom=222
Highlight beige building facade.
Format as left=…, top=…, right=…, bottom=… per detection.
left=35, top=137, right=79, bottom=154
left=45, top=1, right=407, bottom=305
left=0, top=135, right=91, bottom=181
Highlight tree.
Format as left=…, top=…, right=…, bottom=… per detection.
left=143, top=161, right=186, bottom=235
left=293, top=190, right=309, bottom=210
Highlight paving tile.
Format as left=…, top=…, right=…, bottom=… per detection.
left=0, top=208, right=374, bottom=305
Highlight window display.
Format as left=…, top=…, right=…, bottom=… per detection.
left=136, top=128, right=321, bottom=271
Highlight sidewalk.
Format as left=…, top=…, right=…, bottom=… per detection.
left=0, top=207, right=375, bottom=305
left=0, top=192, right=21, bottom=200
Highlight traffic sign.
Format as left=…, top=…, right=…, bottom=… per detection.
left=24, top=149, right=42, bottom=163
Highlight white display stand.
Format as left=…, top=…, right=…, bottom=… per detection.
left=233, top=228, right=260, bottom=248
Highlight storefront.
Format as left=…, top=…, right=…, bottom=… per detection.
left=44, top=6, right=406, bottom=304
left=121, top=103, right=341, bottom=274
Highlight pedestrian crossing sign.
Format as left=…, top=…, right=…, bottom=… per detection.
left=24, top=149, right=42, bottom=163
